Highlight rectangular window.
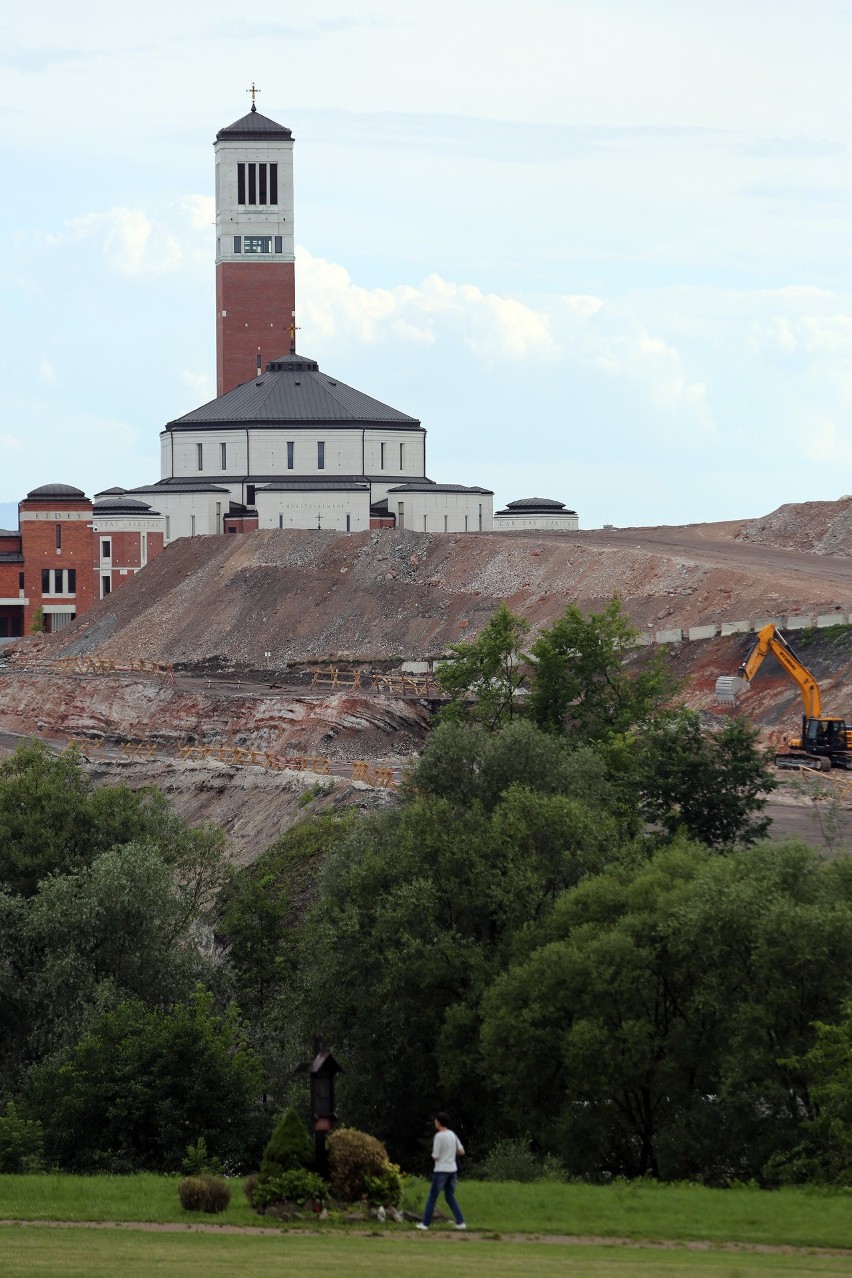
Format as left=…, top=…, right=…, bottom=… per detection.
left=237, top=163, right=245, bottom=204
left=465, top=515, right=469, bottom=532
left=55, top=523, right=61, bottom=551
left=346, top=514, right=351, bottom=532
left=101, top=538, right=111, bottom=560
left=423, top=515, right=427, bottom=531
left=18, top=572, right=24, bottom=591
left=287, top=441, right=294, bottom=469
left=191, top=515, right=196, bottom=536
left=398, top=502, right=404, bottom=530
left=317, top=442, right=325, bottom=470
left=248, top=164, right=256, bottom=205
left=101, top=575, right=111, bottom=597
left=243, top=236, right=272, bottom=254
left=233, top=235, right=241, bottom=253
left=67, top=569, right=76, bottom=595
left=53, top=569, right=63, bottom=593
left=259, top=164, right=267, bottom=204
left=270, top=163, right=278, bottom=204
left=444, top=515, right=448, bottom=532
left=246, top=484, right=256, bottom=504
left=274, top=235, right=283, bottom=254
left=400, top=442, right=405, bottom=470
left=215, top=502, right=221, bottom=533
left=478, top=502, right=483, bottom=532
left=278, top=514, right=283, bottom=529
left=41, top=568, right=49, bottom=593
left=380, top=442, right=386, bottom=470
left=141, top=534, right=147, bottom=566
left=196, top=442, right=203, bottom=471
left=220, top=442, right=227, bottom=470
left=165, top=515, right=170, bottom=540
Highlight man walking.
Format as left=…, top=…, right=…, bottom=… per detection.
left=416, top=1111, right=466, bottom=1231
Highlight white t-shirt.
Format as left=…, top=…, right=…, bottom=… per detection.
left=432, top=1128, right=462, bottom=1172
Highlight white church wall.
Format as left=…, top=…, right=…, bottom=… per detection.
left=214, top=138, right=295, bottom=264
left=255, top=488, right=370, bottom=532
left=493, top=512, right=579, bottom=531
left=137, top=490, right=226, bottom=543
left=393, top=490, right=494, bottom=534
left=363, top=431, right=427, bottom=478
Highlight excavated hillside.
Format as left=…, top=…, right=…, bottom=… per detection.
left=2, top=497, right=852, bottom=858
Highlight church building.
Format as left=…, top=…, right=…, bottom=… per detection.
left=122, top=96, right=494, bottom=541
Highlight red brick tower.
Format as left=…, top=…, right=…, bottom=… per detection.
left=215, top=91, right=295, bottom=396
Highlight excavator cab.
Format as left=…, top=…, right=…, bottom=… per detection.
left=803, top=717, right=849, bottom=757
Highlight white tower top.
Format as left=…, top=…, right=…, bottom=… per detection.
left=213, top=92, right=295, bottom=267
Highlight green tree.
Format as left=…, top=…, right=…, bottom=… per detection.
left=479, top=841, right=852, bottom=1182
left=435, top=603, right=530, bottom=729
left=23, top=991, right=265, bottom=1172
left=528, top=596, right=669, bottom=739
left=639, top=709, right=775, bottom=848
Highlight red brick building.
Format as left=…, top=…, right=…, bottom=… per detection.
left=0, top=484, right=164, bottom=638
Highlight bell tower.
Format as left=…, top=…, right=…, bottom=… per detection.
left=214, top=87, right=296, bottom=396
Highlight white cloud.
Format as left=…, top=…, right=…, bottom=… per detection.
left=181, top=369, right=214, bottom=401
left=298, top=248, right=710, bottom=429
left=43, top=198, right=211, bottom=277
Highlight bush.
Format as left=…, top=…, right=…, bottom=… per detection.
left=181, top=1136, right=223, bottom=1177
left=327, top=1127, right=389, bottom=1202
left=177, top=1174, right=232, bottom=1213
left=253, top=1168, right=327, bottom=1211
left=363, top=1161, right=404, bottom=1207
left=0, top=1102, right=44, bottom=1173
left=243, top=1173, right=260, bottom=1208
left=259, top=1108, right=314, bottom=1179
left=477, top=1138, right=565, bottom=1183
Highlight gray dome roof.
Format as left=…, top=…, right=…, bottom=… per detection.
left=26, top=483, right=86, bottom=500
left=93, top=496, right=153, bottom=513
left=506, top=497, right=567, bottom=510
left=166, top=351, right=420, bottom=431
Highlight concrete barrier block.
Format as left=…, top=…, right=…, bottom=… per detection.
left=785, top=615, right=814, bottom=631
left=688, top=624, right=719, bottom=641
left=752, top=618, right=784, bottom=633
left=631, top=634, right=652, bottom=647
left=656, top=628, right=684, bottom=645
left=401, top=661, right=430, bottom=674
left=817, top=613, right=846, bottom=628
left=721, top=620, right=750, bottom=635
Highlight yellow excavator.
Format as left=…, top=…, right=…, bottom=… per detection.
left=715, top=622, right=852, bottom=770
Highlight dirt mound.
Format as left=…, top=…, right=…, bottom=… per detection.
left=736, top=498, right=852, bottom=555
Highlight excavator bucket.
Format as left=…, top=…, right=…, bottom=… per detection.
left=715, top=675, right=746, bottom=706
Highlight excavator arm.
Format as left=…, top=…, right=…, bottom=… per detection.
left=715, top=623, right=822, bottom=718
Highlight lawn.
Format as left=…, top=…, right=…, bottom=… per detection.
left=2, top=1228, right=852, bottom=1278
left=1, top=1174, right=852, bottom=1251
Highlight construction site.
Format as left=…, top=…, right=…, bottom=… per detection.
left=2, top=495, right=852, bottom=861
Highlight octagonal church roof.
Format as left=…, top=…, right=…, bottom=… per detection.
left=165, top=352, right=421, bottom=432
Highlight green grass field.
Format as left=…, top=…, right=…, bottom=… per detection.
left=2, top=1227, right=851, bottom=1278
left=2, top=1174, right=852, bottom=1250
left=3, top=1174, right=852, bottom=1278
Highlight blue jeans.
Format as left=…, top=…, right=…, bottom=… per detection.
left=422, top=1171, right=464, bottom=1226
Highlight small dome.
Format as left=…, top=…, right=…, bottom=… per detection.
left=506, top=496, right=567, bottom=511
left=26, top=482, right=86, bottom=499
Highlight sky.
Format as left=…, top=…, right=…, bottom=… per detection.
left=3, top=0, right=852, bottom=530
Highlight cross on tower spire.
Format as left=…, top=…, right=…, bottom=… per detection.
left=246, top=82, right=260, bottom=112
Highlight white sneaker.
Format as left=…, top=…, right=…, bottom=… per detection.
left=416, top=1223, right=429, bottom=1231
left=455, top=1223, right=467, bottom=1230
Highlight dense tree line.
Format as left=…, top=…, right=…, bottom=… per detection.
left=3, top=599, right=852, bottom=1184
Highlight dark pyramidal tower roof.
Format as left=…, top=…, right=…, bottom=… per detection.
left=216, top=104, right=293, bottom=142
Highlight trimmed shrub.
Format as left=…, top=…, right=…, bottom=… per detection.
left=243, top=1173, right=260, bottom=1208
left=177, top=1174, right=232, bottom=1213
left=363, top=1161, right=403, bottom=1207
left=259, top=1108, right=314, bottom=1179
left=253, top=1168, right=326, bottom=1211
left=327, top=1127, right=389, bottom=1202
left=0, top=1102, right=44, bottom=1173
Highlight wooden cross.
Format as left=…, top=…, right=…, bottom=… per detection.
left=289, top=311, right=300, bottom=353
left=247, top=82, right=260, bottom=109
